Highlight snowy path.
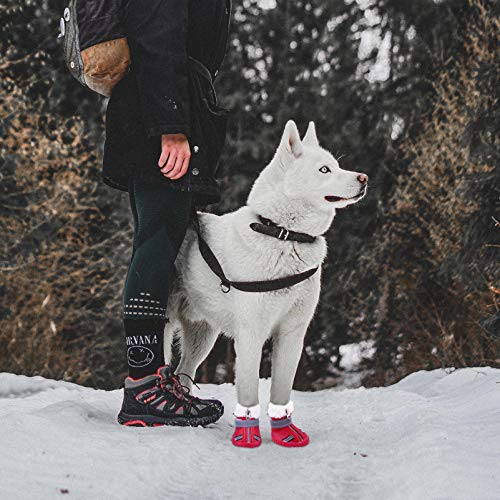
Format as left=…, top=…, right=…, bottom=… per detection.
left=0, top=368, right=499, bottom=500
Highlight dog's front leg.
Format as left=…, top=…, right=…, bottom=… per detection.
left=270, top=327, right=305, bottom=405
left=268, top=324, right=310, bottom=447
left=231, top=335, right=264, bottom=448
left=234, top=336, right=263, bottom=407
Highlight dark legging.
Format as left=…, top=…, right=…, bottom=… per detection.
left=123, top=178, right=193, bottom=378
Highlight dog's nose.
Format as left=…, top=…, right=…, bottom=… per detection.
left=357, top=174, right=368, bottom=184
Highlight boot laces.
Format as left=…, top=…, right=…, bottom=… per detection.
left=159, top=371, right=201, bottom=402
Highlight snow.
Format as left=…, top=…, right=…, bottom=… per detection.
left=339, top=340, right=376, bottom=370
left=0, top=368, right=499, bottom=500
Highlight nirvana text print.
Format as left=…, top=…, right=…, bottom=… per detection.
left=126, top=334, right=159, bottom=368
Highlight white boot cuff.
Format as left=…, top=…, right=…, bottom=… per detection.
left=234, top=403, right=260, bottom=419
left=268, top=401, right=294, bottom=418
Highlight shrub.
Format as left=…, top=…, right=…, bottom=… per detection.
left=363, top=0, right=499, bottom=385
left=0, top=60, right=130, bottom=388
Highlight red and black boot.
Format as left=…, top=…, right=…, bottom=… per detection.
left=231, top=404, right=261, bottom=448
left=117, top=365, right=223, bottom=427
left=269, top=402, right=309, bottom=447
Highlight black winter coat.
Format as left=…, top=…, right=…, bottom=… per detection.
left=102, top=0, right=231, bottom=206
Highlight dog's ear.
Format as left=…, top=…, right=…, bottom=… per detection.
left=279, top=120, right=303, bottom=158
left=303, top=121, right=319, bottom=147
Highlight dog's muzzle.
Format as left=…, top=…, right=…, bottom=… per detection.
left=325, top=185, right=367, bottom=203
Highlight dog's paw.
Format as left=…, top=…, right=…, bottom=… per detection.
left=231, top=418, right=262, bottom=448
left=270, top=417, right=309, bottom=447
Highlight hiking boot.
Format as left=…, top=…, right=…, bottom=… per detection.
left=117, top=365, right=223, bottom=427
left=159, top=366, right=225, bottom=418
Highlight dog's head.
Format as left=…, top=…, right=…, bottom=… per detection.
left=248, top=120, right=368, bottom=230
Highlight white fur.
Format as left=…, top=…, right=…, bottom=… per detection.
left=268, top=401, right=294, bottom=419
left=234, top=403, right=260, bottom=419
left=164, top=120, right=367, bottom=422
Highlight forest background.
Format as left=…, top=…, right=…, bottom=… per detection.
left=1, top=0, right=498, bottom=390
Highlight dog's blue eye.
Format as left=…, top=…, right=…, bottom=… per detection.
left=319, top=166, right=331, bottom=174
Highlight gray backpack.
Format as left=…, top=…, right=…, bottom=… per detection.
left=58, top=0, right=130, bottom=96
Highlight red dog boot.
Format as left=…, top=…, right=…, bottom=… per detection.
left=231, top=404, right=262, bottom=448
left=269, top=402, right=309, bottom=448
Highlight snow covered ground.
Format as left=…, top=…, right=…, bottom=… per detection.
left=0, top=368, right=499, bottom=500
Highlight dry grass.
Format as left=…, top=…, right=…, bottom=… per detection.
left=362, top=0, right=499, bottom=385
left=0, top=60, right=130, bottom=387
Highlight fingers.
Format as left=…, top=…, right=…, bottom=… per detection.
left=160, top=149, right=191, bottom=179
left=169, top=153, right=190, bottom=180
left=158, top=146, right=170, bottom=169
left=165, top=152, right=183, bottom=178
left=160, top=148, right=177, bottom=175
left=158, top=134, right=191, bottom=179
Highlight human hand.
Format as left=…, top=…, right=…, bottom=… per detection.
left=158, top=133, right=191, bottom=180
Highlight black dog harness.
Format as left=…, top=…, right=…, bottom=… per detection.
left=191, top=211, right=319, bottom=293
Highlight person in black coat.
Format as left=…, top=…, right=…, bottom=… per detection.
left=103, top=0, right=230, bottom=207
left=103, top=0, right=231, bottom=427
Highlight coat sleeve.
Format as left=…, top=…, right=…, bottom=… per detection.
left=124, top=0, right=191, bottom=138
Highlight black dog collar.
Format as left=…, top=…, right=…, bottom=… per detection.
left=250, top=216, right=316, bottom=243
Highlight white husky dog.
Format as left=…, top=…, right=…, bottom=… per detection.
left=164, top=120, right=368, bottom=447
